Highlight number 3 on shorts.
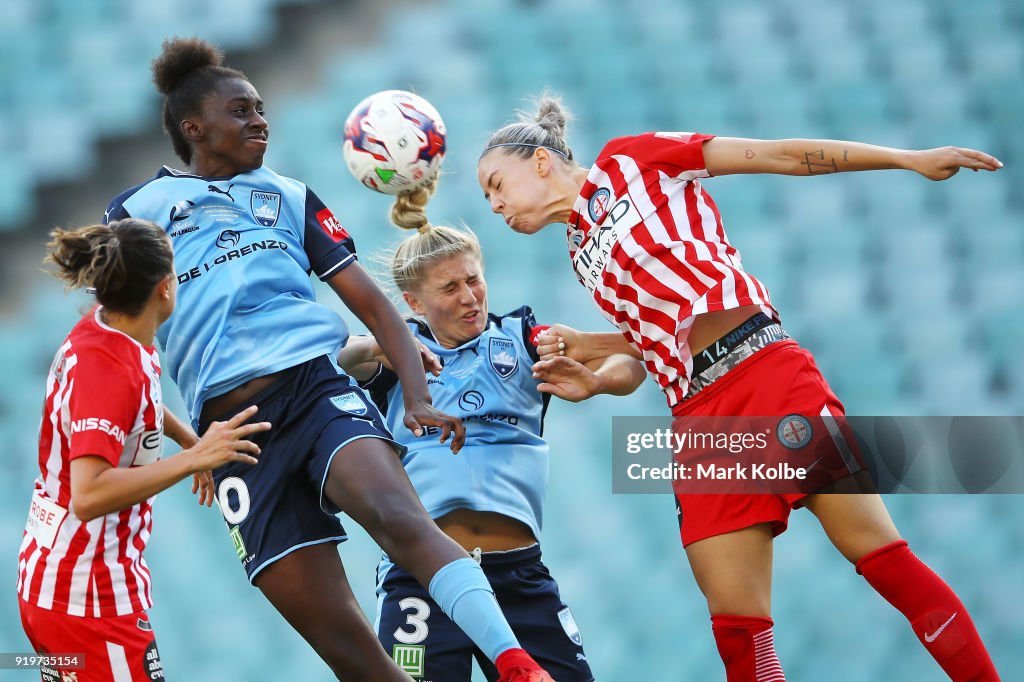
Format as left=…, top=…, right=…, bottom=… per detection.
left=394, top=597, right=430, bottom=644
left=217, top=476, right=251, bottom=525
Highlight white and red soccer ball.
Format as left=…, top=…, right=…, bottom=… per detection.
left=342, top=90, right=446, bottom=195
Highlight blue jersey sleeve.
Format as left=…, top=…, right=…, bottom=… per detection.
left=103, top=182, right=147, bottom=224
left=304, top=187, right=357, bottom=280
left=497, top=305, right=552, bottom=434
left=503, top=305, right=543, bottom=363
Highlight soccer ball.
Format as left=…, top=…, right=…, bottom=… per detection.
left=342, top=90, right=447, bottom=195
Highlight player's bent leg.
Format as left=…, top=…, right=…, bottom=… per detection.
left=253, top=542, right=411, bottom=681
left=323, top=437, right=463, bottom=580
left=805, top=491, right=1000, bottom=681
left=323, top=438, right=552, bottom=682
left=685, top=523, right=784, bottom=682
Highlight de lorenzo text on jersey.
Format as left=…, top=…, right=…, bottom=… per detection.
left=418, top=413, right=520, bottom=437
left=177, top=235, right=289, bottom=285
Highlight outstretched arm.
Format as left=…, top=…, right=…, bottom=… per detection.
left=532, top=354, right=647, bottom=403
left=703, top=137, right=1002, bottom=180
left=71, top=406, right=268, bottom=521
left=337, top=334, right=442, bottom=382
left=327, top=263, right=465, bottom=452
left=335, top=335, right=383, bottom=382
left=534, top=324, right=642, bottom=363
left=163, top=406, right=198, bottom=450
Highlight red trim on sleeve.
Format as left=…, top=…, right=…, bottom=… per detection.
left=528, top=325, right=551, bottom=348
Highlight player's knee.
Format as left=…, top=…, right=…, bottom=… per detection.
left=836, top=529, right=904, bottom=565
left=705, top=595, right=772, bottom=619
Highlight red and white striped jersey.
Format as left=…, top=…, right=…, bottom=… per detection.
left=18, top=307, right=164, bottom=617
left=567, top=132, right=778, bottom=406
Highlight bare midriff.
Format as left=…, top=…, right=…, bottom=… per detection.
left=199, top=369, right=288, bottom=426
left=436, top=508, right=537, bottom=553
left=686, top=305, right=765, bottom=356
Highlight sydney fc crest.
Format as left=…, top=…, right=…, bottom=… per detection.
left=330, top=392, right=368, bottom=415
left=250, top=191, right=281, bottom=227
left=558, top=607, right=583, bottom=646
left=488, top=338, right=518, bottom=379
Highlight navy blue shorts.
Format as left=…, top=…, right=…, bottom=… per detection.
left=199, top=354, right=403, bottom=582
left=376, top=544, right=594, bottom=682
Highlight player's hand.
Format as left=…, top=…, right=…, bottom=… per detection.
left=185, top=405, right=270, bottom=472
left=535, top=323, right=584, bottom=362
left=403, top=396, right=466, bottom=454
left=532, top=356, right=603, bottom=402
left=413, top=340, right=442, bottom=376
left=191, top=470, right=216, bottom=506
left=907, top=146, right=1002, bottom=181
left=369, top=337, right=442, bottom=376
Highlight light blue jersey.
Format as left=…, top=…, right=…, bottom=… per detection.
left=105, top=165, right=357, bottom=427
left=363, top=307, right=550, bottom=539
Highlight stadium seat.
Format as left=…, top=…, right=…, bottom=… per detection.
left=0, top=155, right=34, bottom=228
left=798, top=38, right=873, bottom=86
left=816, top=81, right=895, bottom=134
left=883, top=40, right=951, bottom=89
left=855, top=0, right=936, bottom=47
left=3, top=3, right=1023, bottom=679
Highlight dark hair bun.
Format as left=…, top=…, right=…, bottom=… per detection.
left=152, top=37, right=225, bottom=96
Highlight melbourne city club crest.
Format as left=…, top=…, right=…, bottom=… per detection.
left=777, top=414, right=813, bottom=449
left=488, top=337, right=518, bottom=378
left=250, top=190, right=281, bottom=227
left=588, top=187, right=611, bottom=223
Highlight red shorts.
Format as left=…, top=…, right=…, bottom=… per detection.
left=671, top=339, right=860, bottom=547
left=19, top=599, right=163, bottom=682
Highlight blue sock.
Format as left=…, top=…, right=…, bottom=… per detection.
left=428, top=558, right=520, bottom=662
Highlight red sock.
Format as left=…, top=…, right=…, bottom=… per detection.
left=494, top=648, right=545, bottom=679
left=856, top=540, right=1000, bottom=681
left=711, top=614, right=785, bottom=681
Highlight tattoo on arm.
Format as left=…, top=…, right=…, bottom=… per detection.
left=745, top=149, right=756, bottom=159
left=801, top=149, right=839, bottom=175
left=843, top=149, right=848, bottom=162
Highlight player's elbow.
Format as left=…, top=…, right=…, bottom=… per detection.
left=606, top=357, right=648, bottom=396
left=69, top=456, right=117, bottom=522
left=777, top=139, right=812, bottom=173
left=70, top=494, right=102, bottom=522
left=625, top=370, right=647, bottom=395
left=69, top=481, right=106, bottom=522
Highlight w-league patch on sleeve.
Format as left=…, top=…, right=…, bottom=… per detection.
left=317, top=208, right=350, bottom=242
